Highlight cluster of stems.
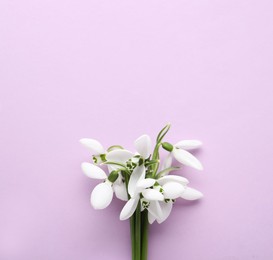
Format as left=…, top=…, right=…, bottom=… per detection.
left=125, top=124, right=170, bottom=260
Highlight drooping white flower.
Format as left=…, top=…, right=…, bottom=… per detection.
left=160, top=176, right=203, bottom=201
left=146, top=200, right=173, bottom=224
left=134, top=134, right=152, bottom=159
left=119, top=165, right=163, bottom=220
left=144, top=176, right=185, bottom=224
left=81, top=162, right=114, bottom=209
left=80, top=138, right=132, bottom=167
left=120, top=173, right=189, bottom=223
left=163, top=140, right=203, bottom=170
left=106, top=149, right=134, bottom=169
left=119, top=165, right=145, bottom=220
left=146, top=174, right=203, bottom=224
left=80, top=138, right=135, bottom=203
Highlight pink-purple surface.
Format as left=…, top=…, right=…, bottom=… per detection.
left=1, top=1, right=273, bottom=259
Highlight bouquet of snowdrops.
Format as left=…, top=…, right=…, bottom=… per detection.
left=80, top=124, right=203, bottom=260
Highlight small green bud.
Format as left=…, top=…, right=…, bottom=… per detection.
left=108, top=171, right=119, bottom=183
left=162, top=142, right=174, bottom=152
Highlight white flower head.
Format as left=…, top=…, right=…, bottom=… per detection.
left=162, top=140, right=203, bottom=170
left=80, top=124, right=204, bottom=227
left=145, top=178, right=203, bottom=224
left=134, top=134, right=152, bottom=159
left=120, top=165, right=163, bottom=220
left=81, top=162, right=113, bottom=209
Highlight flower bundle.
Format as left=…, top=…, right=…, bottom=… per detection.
left=80, top=124, right=203, bottom=260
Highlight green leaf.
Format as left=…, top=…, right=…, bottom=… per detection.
left=156, top=123, right=171, bottom=143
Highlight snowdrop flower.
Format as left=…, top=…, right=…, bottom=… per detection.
left=134, top=134, right=152, bottom=159
left=119, top=165, right=163, bottom=220
left=108, top=134, right=152, bottom=204
left=144, top=175, right=187, bottom=224
left=146, top=200, right=173, bottom=224
left=80, top=139, right=134, bottom=202
left=80, top=138, right=131, bottom=165
left=159, top=175, right=203, bottom=201
left=145, top=174, right=203, bottom=224
left=162, top=140, right=203, bottom=170
left=106, top=149, right=135, bottom=194
left=106, top=149, right=134, bottom=168
left=81, top=162, right=119, bottom=209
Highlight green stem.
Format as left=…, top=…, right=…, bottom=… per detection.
left=103, top=161, right=130, bottom=174
left=141, top=210, right=149, bottom=260
left=135, top=203, right=141, bottom=260
left=151, top=142, right=161, bottom=178
left=130, top=214, right=135, bottom=260
left=124, top=172, right=136, bottom=260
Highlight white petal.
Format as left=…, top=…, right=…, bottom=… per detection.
left=91, top=183, right=113, bottom=209
left=120, top=197, right=139, bottom=220
left=113, top=182, right=128, bottom=201
left=147, top=201, right=163, bottom=220
left=106, top=150, right=134, bottom=165
left=136, top=178, right=156, bottom=192
left=148, top=212, right=156, bottom=224
left=81, top=162, right=107, bottom=179
left=160, top=154, right=173, bottom=172
left=142, top=189, right=164, bottom=201
left=175, top=140, right=202, bottom=150
left=79, top=138, right=104, bottom=154
left=134, top=134, right=152, bottom=159
left=181, top=187, right=203, bottom=200
left=157, top=202, right=173, bottom=224
left=157, top=175, right=189, bottom=186
left=128, top=165, right=145, bottom=197
left=172, top=148, right=203, bottom=170
left=163, top=182, right=185, bottom=199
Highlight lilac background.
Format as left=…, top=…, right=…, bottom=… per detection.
left=1, top=1, right=273, bottom=259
